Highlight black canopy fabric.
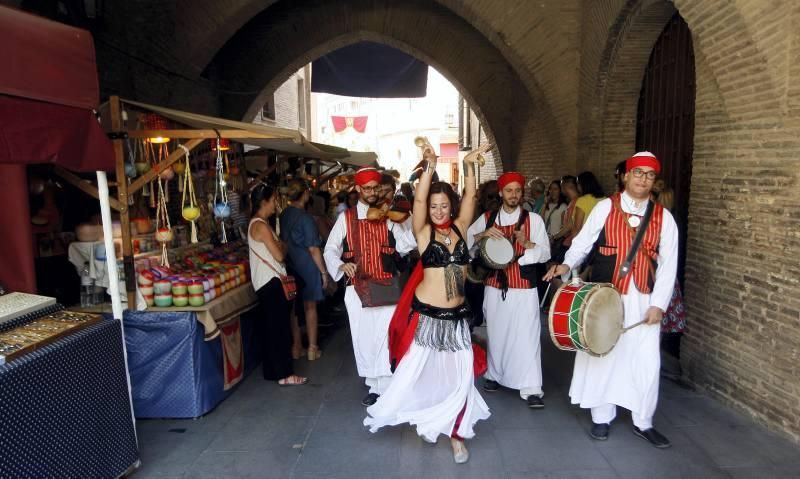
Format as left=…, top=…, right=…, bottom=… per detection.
left=312, top=42, right=428, bottom=98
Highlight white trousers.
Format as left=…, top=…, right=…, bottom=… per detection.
left=344, top=286, right=393, bottom=394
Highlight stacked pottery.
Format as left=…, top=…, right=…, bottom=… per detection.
left=187, top=278, right=205, bottom=306
left=138, top=270, right=155, bottom=306
left=172, top=279, right=188, bottom=307
left=154, top=277, right=172, bottom=307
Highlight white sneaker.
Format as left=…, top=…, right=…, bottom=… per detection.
left=451, top=438, right=469, bottom=464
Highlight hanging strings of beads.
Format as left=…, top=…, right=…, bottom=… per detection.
left=154, top=178, right=173, bottom=268
left=179, top=144, right=201, bottom=244
left=212, top=136, right=231, bottom=243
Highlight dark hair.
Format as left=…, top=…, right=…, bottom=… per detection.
left=548, top=180, right=567, bottom=206
left=560, top=175, right=577, bottom=187
left=249, top=183, right=277, bottom=217
left=380, top=173, right=396, bottom=186
left=614, top=160, right=627, bottom=177
left=427, top=182, right=460, bottom=223
left=286, top=178, right=309, bottom=202
left=577, top=171, right=605, bottom=198
left=400, top=182, right=414, bottom=204
left=315, top=191, right=331, bottom=212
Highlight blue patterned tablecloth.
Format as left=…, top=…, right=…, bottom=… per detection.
left=0, top=318, right=139, bottom=478
left=120, top=308, right=261, bottom=419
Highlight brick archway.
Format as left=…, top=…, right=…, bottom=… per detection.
left=202, top=0, right=561, bottom=173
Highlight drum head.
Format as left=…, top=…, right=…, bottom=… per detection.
left=482, top=237, right=514, bottom=269
left=581, top=285, right=624, bottom=356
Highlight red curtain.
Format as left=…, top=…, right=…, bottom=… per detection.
left=0, top=164, right=36, bottom=293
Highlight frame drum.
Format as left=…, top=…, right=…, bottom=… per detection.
left=548, top=281, right=624, bottom=357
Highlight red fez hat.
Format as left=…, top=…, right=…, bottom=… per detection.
left=498, top=172, right=525, bottom=190
left=354, top=167, right=382, bottom=186
left=626, top=151, right=661, bottom=174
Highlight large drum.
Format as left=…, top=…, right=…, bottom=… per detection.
left=548, top=281, right=624, bottom=357
left=466, top=237, right=514, bottom=283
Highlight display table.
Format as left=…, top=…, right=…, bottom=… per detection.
left=0, top=316, right=139, bottom=478
left=117, top=283, right=262, bottom=418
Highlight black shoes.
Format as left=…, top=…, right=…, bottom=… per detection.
left=590, top=422, right=610, bottom=441
left=633, top=426, right=672, bottom=448
left=361, top=392, right=380, bottom=406
left=483, top=380, right=500, bottom=392
left=526, top=395, right=544, bottom=409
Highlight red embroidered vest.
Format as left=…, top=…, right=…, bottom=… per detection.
left=483, top=210, right=534, bottom=290
left=342, top=207, right=394, bottom=281
left=595, top=193, right=663, bottom=294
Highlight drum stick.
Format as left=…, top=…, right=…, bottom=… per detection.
left=539, top=282, right=552, bottom=309
left=621, top=319, right=648, bottom=332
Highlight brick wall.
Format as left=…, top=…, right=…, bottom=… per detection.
left=252, top=67, right=310, bottom=137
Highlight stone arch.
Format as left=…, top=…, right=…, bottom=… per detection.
left=201, top=0, right=563, bottom=173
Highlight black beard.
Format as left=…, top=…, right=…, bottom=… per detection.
left=365, top=196, right=379, bottom=206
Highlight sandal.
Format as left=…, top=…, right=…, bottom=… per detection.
left=307, top=346, right=322, bottom=361
left=291, top=347, right=306, bottom=360
left=278, top=375, right=308, bottom=387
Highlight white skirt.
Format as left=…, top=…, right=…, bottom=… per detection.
left=364, top=335, right=490, bottom=442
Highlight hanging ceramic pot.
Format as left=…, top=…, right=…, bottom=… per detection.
left=213, top=202, right=231, bottom=218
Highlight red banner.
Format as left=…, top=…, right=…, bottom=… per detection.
left=331, top=116, right=368, bottom=133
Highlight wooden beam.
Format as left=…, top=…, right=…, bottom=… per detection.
left=253, top=162, right=279, bottom=184
left=111, top=96, right=136, bottom=307
left=126, top=130, right=292, bottom=140
left=53, top=166, right=121, bottom=211
left=317, top=166, right=342, bottom=186
left=128, top=138, right=203, bottom=194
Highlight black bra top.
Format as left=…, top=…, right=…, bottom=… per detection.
left=421, top=224, right=470, bottom=268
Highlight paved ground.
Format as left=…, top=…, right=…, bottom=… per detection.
left=131, top=324, right=800, bottom=479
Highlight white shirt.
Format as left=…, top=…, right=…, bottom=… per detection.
left=563, top=191, right=678, bottom=311
left=248, top=218, right=287, bottom=291
left=467, top=206, right=551, bottom=266
left=543, top=202, right=567, bottom=238
left=324, top=201, right=417, bottom=281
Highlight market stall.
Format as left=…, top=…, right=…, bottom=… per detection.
left=90, top=98, right=377, bottom=417
left=0, top=5, right=138, bottom=477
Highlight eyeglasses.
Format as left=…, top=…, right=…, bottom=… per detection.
left=630, top=169, right=657, bottom=180
left=360, top=185, right=380, bottom=193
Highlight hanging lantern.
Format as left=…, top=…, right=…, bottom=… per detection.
left=211, top=138, right=231, bottom=151
left=144, top=113, right=171, bottom=144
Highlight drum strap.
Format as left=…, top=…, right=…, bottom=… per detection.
left=618, top=200, right=655, bottom=280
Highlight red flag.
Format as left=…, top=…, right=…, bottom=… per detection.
left=352, top=116, right=368, bottom=133
left=331, top=116, right=347, bottom=132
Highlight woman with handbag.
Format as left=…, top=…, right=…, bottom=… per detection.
left=249, top=183, right=308, bottom=386
left=364, top=142, right=491, bottom=464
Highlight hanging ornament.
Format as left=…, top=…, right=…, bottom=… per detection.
left=213, top=136, right=231, bottom=243
left=154, top=177, right=173, bottom=268
left=179, top=144, right=201, bottom=243
left=125, top=138, right=138, bottom=178
left=144, top=113, right=171, bottom=144
left=173, top=158, right=186, bottom=192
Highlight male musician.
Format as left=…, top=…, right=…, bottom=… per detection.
left=324, top=167, right=415, bottom=406
left=544, top=151, right=678, bottom=448
left=378, top=173, right=396, bottom=206
left=467, top=172, right=550, bottom=408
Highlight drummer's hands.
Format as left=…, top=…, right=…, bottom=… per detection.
left=543, top=264, right=570, bottom=282
left=479, top=226, right=506, bottom=240
left=513, top=230, right=530, bottom=247
left=339, top=263, right=357, bottom=279
left=644, top=306, right=664, bottom=325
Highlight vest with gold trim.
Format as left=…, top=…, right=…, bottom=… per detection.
left=341, top=207, right=396, bottom=281
left=483, top=209, right=537, bottom=290
left=589, top=193, right=663, bottom=294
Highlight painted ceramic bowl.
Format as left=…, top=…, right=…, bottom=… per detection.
left=187, top=281, right=204, bottom=295
left=171, top=282, right=187, bottom=295
left=213, top=203, right=231, bottom=218
left=182, top=206, right=201, bottom=221
left=153, top=294, right=172, bottom=307
left=139, top=285, right=154, bottom=296
left=154, top=279, right=172, bottom=295
left=172, top=161, right=186, bottom=175
left=188, top=294, right=205, bottom=307
left=155, top=228, right=173, bottom=243
left=172, top=294, right=188, bottom=307
left=143, top=294, right=154, bottom=307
